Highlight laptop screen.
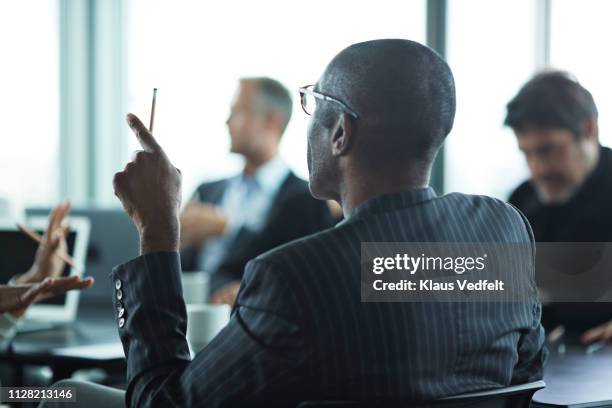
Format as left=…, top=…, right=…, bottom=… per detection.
left=0, top=230, right=77, bottom=305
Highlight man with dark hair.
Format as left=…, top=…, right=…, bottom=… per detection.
left=98, top=39, right=544, bottom=406
left=180, top=77, right=334, bottom=305
left=506, top=70, right=612, bottom=342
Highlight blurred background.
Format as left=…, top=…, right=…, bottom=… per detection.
left=0, top=0, right=611, bottom=210
left=2, top=1, right=612, bottom=398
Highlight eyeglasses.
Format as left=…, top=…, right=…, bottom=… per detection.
left=299, top=85, right=360, bottom=119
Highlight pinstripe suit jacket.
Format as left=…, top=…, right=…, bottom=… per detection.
left=111, top=188, right=546, bottom=407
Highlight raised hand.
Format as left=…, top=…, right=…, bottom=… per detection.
left=113, top=113, right=182, bottom=255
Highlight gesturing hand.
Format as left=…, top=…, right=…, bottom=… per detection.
left=582, top=319, right=612, bottom=344
left=113, top=113, right=182, bottom=255
left=1, top=276, right=94, bottom=315
left=16, top=202, right=71, bottom=285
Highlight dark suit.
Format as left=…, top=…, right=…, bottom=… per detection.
left=111, top=188, right=546, bottom=407
left=181, top=172, right=336, bottom=294
left=509, top=145, right=612, bottom=332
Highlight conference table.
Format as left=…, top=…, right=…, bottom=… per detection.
left=0, top=304, right=125, bottom=385
left=2, top=308, right=612, bottom=407
left=533, top=344, right=612, bottom=407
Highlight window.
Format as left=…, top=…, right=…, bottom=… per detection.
left=444, top=0, right=537, bottom=200
left=0, top=0, right=59, bottom=208
left=550, top=0, right=612, bottom=147
left=127, top=0, right=425, bottom=199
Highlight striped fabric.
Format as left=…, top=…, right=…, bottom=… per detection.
left=110, top=187, right=546, bottom=407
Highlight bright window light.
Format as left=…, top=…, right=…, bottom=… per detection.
left=127, top=0, right=425, bottom=199
left=445, top=0, right=536, bottom=200
left=0, top=0, right=59, bottom=208
left=550, top=0, right=612, bottom=148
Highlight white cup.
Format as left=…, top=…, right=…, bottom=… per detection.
left=182, top=271, right=209, bottom=304
left=186, top=303, right=231, bottom=353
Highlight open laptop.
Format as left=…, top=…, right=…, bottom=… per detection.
left=26, top=207, right=140, bottom=306
left=0, top=216, right=90, bottom=330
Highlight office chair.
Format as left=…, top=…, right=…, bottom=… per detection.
left=297, top=380, right=545, bottom=408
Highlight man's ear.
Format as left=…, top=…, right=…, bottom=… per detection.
left=582, top=118, right=599, bottom=142
left=331, top=113, right=354, bottom=156
left=266, top=111, right=284, bottom=135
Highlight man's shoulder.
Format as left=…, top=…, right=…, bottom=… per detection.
left=436, top=192, right=533, bottom=242
left=278, top=172, right=310, bottom=196
left=596, top=146, right=612, bottom=191
left=196, top=178, right=230, bottom=191
left=443, top=191, right=526, bottom=217
left=193, top=178, right=230, bottom=200
left=274, top=173, right=328, bottom=214
left=250, top=224, right=344, bottom=269
left=507, top=180, right=534, bottom=207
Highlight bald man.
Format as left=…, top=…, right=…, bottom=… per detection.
left=72, top=39, right=545, bottom=407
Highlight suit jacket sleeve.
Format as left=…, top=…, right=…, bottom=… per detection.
left=180, top=182, right=227, bottom=271
left=511, top=303, right=547, bottom=384
left=508, top=203, right=548, bottom=383
left=110, top=252, right=307, bottom=407
left=179, top=187, right=207, bottom=272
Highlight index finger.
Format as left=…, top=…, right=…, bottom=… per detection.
left=127, top=113, right=162, bottom=153
left=45, top=205, right=61, bottom=238
left=52, top=201, right=71, bottom=233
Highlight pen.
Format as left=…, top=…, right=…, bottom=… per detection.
left=149, top=87, right=158, bottom=132
left=16, top=223, right=83, bottom=272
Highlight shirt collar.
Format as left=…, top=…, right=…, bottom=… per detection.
left=339, top=187, right=437, bottom=225
left=241, top=155, right=289, bottom=193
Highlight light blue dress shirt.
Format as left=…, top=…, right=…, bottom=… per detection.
left=197, top=156, right=290, bottom=273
